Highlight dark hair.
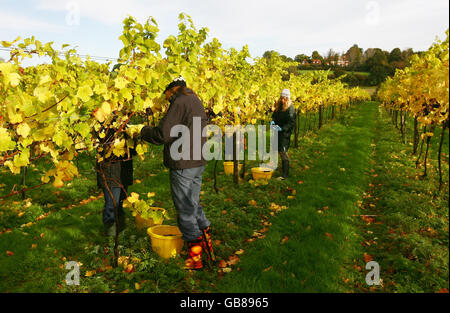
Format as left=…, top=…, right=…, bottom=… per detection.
left=163, top=79, right=187, bottom=94
left=174, top=86, right=197, bottom=97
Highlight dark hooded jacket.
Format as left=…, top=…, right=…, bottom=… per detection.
left=140, top=88, right=208, bottom=170
left=272, top=105, right=296, bottom=152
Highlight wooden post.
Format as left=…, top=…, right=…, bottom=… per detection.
left=438, top=123, right=448, bottom=191
left=318, top=104, right=323, bottom=130
left=413, top=116, right=419, bottom=155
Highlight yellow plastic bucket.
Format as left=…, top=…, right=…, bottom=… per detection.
left=147, top=225, right=184, bottom=259
left=251, top=167, right=274, bottom=181
left=135, top=212, right=164, bottom=230
left=223, top=162, right=243, bottom=175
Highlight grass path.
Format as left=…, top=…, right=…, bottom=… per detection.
left=217, top=102, right=378, bottom=292
left=345, top=107, right=449, bottom=293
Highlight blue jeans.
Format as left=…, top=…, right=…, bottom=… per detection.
left=170, top=166, right=210, bottom=242
left=102, top=186, right=126, bottom=226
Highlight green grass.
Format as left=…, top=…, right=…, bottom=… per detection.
left=0, top=102, right=448, bottom=293
left=343, top=106, right=449, bottom=292
left=217, top=102, right=377, bottom=292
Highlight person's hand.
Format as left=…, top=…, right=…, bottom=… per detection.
left=270, top=121, right=282, bottom=131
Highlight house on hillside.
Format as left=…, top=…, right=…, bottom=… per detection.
left=311, top=59, right=322, bottom=65
left=330, top=55, right=350, bottom=67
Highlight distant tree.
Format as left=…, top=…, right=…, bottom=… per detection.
left=263, top=50, right=277, bottom=60
left=333, top=67, right=346, bottom=78
left=401, top=48, right=414, bottom=63
left=311, top=50, right=323, bottom=62
left=345, top=44, right=363, bottom=68
left=365, top=48, right=388, bottom=70
left=343, top=72, right=360, bottom=87
left=363, top=48, right=377, bottom=62
left=325, top=49, right=339, bottom=65
left=294, top=54, right=309, bottom=63
left=280, top=55, right=294, bottom=62
left=388, top=48, right=402, bottom=63
left=368, top=65, right=394, bottom=85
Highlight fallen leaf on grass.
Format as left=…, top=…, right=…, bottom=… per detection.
left=235, top=249, right=244, bottom=255
left=135, top=283, right=141, bottom=290
left=221, top=210, right=227, bottom=215
left=227, top=255, right=240, bottom=266
left=6, top=250, right=14, bottom=256
left=219, top=260, right=228, bottom=268
left=215, top=240, right=221, bottom=246
left=298, top=180, right=304, bottom=184
left=85, top=270, right=96, bottom=277
left=263, top=266, right=273, bottom=272
left=325, top=233, right=334, bottom=240
left=31, top=244, right=37, bottom=249
left=248, top=200, right=257, bottom=206
left=252, top=231, right=262, bottom=237
left=363, top=253, right=373, bottom=263
left=362, top=216, right=375, bottom=224
left=281, top=236, right=289, bottom=244
left=222, top=267, right=232, bottom=273
left=437, top=288, right=449, bottom=293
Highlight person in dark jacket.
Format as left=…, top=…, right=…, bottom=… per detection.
left=271, top=89, right=296, bottom=180
left=140, top=76, right=215, bottom=270
left=96, top=126, right=136, bottom=237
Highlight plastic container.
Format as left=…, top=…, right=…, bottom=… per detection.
left=251, top=167, right=274, bottom=180
left=134, top=208, right=165, bottom=230
left=223, top=162, right=243, bottom=175
left=147, top=225, right=184, bottom=259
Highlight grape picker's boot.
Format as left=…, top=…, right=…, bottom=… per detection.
left=201, top=226, right=216, bottom=262
left=184, top=236, right=203, bottom=270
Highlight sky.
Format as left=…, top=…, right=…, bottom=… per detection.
left=0, top=0, right=449, bottom=65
